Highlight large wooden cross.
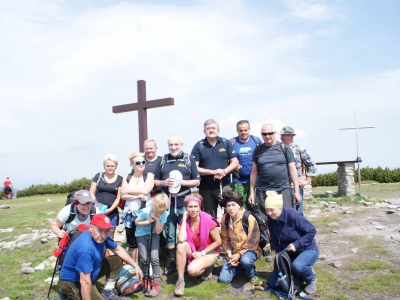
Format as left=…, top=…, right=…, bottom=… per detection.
left=113, top=80, right=174, bottom=152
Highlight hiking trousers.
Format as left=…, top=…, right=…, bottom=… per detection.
left=59, top=255, right=122, bottom=300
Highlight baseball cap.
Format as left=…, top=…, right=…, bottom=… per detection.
left=169, top=170, right=183, bottom=194
left=280, top=126, right=296, bottom=135
left=90, top=214, right=112, bottom=229
left=72, top=190, right=92, bottom=204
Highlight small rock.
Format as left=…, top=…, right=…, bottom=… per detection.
left=374, top=225, right=386, bottom=230
left=47, top=198, right=52, bottom=202
left=326, top=191, right=333, bottom=196
left=46, top=211, right=56, bottom=215
left=344, top=210, right=354, bottom=214
left=318, top=254, right=327, bottom=260
left=34, top=263, right=45, bottom=271
left=21, top=266, right=35, bottom=274
left=310, top=209, right=321, bottom=215
left=327, top=222, right=338, bottom=227
left=0, top=228, right=13, bottom=233
left=386, top=211, right=394, bottom=214
left=21, top=262, right=32, bottom=267
left=387, top=205, right=397, bottom=209
left=1, top=297, right=11, bottom=300
left=332, top=230, right=339, bottom=233
left=329, top=261, right=342, bottom=268
left=351, top=248, right=358, bottom=253
left=0, top=205, right=10, bottom=209
left=390, top=234, right=400, bottom=241
left=44, top=276, right=59, bottom=284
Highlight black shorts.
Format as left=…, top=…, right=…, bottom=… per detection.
left=125, top=223, right=138, bottom=249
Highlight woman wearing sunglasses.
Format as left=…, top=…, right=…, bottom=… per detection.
left=121, top=152, right=155, bottom=261
left=89, top=154, right=123, bottom=238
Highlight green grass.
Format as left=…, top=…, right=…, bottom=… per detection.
left=351, top=269, right=400, bottom=294
left=351, top=236, right=391, bottom=256
left=346, top=259, right=386, bottom=271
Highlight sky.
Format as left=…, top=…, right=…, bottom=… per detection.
left=1, top=0, right=399, bottom=190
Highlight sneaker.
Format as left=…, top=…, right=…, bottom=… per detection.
left=163, top=258, right=176, bottom=275
left=146, top=280, right=161, bottom=298
left=201, top=265, right=213, bottom=281
left=304, top=275, right=317, bottom=294
left=101, top=289, right=127, bottom=300
left=174, top=279, right=185, bottom=297
left=250, top=273, right=259, bottom=283
left=143, top=278, right=151, bottom=295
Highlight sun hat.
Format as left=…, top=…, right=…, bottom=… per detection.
left=279, top=126, right=296, bottom=135
left=264, top=191, right=283, bottom=209
left=169, top=170, right=183, bottom=194
left=72, top=190, right=92, bottom=204
left=90, top=214, right=112, bottom=229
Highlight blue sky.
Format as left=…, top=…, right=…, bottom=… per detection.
left=1, top=0, right=399, bottom=190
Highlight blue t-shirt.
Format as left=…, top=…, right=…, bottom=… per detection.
left=154, top=152, right=200, bottom=207
left=59, top=231, right=118, bottom=283
left=230, top=136, right=262, bottom=184
left=135, top=205, right=168, bottom=237
left=253, top=142, right=295, bottom=191
left=191, top=137, right=237, bottom=190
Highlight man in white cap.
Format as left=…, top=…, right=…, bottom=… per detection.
left=280, top=126, right=317, bottom=213
left=154, top=135, right=200, bottom=275
left=58, top=214, right=143, bottom=300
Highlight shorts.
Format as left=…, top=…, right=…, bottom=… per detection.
left=108, top=211, right=119, bottom=227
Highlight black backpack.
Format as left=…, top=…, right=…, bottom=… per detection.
left=224, top=210, right=270, bottom=256
left=64, top=191, right=96, bottom=225
left=274, top=249, right=302, bottom=297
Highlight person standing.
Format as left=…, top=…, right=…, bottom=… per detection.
left=154, top=135, right=201, bottom=275
left=248, top=123, right=300, bottom=220
left=90, top=154, right=123, bottom=238
left=131, top=139, right=162, bottom=175
left=229, top=120, right=262, bottom=206
left=191, top=118, right=239, bottom=218
left=280, top=126, right=317, bottom=213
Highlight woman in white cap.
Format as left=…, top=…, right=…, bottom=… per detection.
left=265, top=191, right=319, bottom=295
left=173, top=194, right=221, bottom=296
left=51, top=190, right=100, bottom=238
left=120, top=152, right=154, bottom=262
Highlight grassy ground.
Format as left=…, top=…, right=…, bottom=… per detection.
left=1, top=183, right=400, bottom=299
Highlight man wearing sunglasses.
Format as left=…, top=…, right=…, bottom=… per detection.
left=280, top=126, right=317, bottom=213
left=248, top=124, right=300, bottom=220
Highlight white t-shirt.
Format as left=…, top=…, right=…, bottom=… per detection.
left=124, top=176, right=151, bottom=213
left=57, top=204, right=100, bottom=232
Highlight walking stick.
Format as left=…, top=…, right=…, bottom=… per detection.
left=45, top=257, right=59, bottom=300
left=145, top=223, right=154, bottom=294
left=173, top=193, right=178, bottom=260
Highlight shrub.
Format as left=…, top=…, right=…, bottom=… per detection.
left=17, top=178, right=92, bottom=198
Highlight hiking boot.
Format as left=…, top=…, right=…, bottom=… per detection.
left=146, top=280, right=161, bottom=298
left=201, top=265, right=213, bottom=281
left=143, top=278, right=151, bottom=295
left=163, top=258, right=176, bottom=275
left=304, top=275, right=317, bottom=294
left=250, top=272, right=259, bottom=283
left=101, top=288, right=127, bottom=300
left=174, top=279, right=185, bottom=296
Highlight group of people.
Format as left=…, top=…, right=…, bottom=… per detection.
left=50, top=118, right=319, bottom=300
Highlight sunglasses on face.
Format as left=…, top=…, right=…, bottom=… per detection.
left=133, top=160, right=146, bottom=165
left=261, top=132, right=275, bottom=136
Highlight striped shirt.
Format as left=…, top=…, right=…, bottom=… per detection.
left=221, top=209, right=262, bottom=258
left=289, top=143, right=317, bottom=179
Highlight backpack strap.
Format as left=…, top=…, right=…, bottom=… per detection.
left=96, top=172, right=104, bottom=186
left=250, top=135, right=260, bottom=147
left=160, top=153, right=191, bottom=173
left=242, top=210, right=250, bottom=235
left=65, top=203, right=96, bottom=225
left=126, top=174, right=133, bottom=184
left=231, top=137, right=236, bottom=146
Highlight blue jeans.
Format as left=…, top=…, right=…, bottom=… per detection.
left=292, top=187, right=304, bottom=213
left=268, top=249, right=319, bottom=287
left=218, top=251, right=257, bottom=283
left=163, top=206, right=186, bottom=247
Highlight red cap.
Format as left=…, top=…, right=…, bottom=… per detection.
left=90, top=214, right=112, bottom=229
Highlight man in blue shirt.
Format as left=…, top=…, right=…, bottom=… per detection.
left=154, top=135, right=201, bottom=275
left=59, top=214, right=143, bottom=300
left=191, top=118, right=239, bottom=218
left=229, top=120, right=262, bottom=207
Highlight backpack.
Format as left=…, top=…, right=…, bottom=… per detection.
left=118, top=173, right=148, bottom=209
left=159, top=153, right=192, bottom=173
left=274, top=249, right=302, bottom=298
left=224, top=210, right=270, bottom=256
left=53, top=224, right=89, bottom=271
left=253, top=142, right=290, bottom=180
left=64, top=191, right=96, bottom=225
left=115, top=264, right=144, bottom=296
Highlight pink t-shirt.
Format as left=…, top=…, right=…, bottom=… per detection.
left=189, top=219, right=220, bottom=254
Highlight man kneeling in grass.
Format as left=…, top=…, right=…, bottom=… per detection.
left=58, top=214, right=143, bottom=300
left=218, top=197, right=261, bottom=284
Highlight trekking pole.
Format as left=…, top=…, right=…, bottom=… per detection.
left=45, top=257, right=59, bottom=300
left=145, top=223, right=154, bottom=294
left=164, top=193, right=173, bottom=271
left=173, top=194, right=178, bottom=261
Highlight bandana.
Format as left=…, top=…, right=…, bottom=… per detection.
left=184, top=195, right=202, bottom=207
left=225, top=197, right=243, bottom=207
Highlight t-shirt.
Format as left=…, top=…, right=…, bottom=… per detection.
left=252, top=142, right=295, bottom=191
left=230, top=136, right=262, bottom=184
left=92, top=173, right=123, bottom=215
left=189, top=219, right=219, bottom=252
left=191, top=137, right=237, bottom=190
left=60, top=230, right=118, bottom=283
left=57, top=204, right=100, bottom=232
left=154, top=152, right=200, bottom=207
left=135, top=205, right=168, bottom=237
left=3, top=180, right=12, bottom=187
left=123, top=175, right=151, bottom=213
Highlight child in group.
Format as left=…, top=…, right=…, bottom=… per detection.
left=135, top=193, right=170, bottom=297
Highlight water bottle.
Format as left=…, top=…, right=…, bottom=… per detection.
left=278, top=272, right=289, bottom=291
left=100, top=205, right=108, bottom=214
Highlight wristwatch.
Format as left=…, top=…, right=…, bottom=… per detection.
left=201, top=250, right=206, bottom=256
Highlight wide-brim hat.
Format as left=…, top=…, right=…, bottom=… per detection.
left=169, top=170, right=183, bottom=194
left=279, top=126, right=296, bottom=135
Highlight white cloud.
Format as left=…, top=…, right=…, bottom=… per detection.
left=282, top=0, right=345, bottom=21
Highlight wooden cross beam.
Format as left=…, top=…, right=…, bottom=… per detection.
left=112, top=80, right=174, bottom=152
